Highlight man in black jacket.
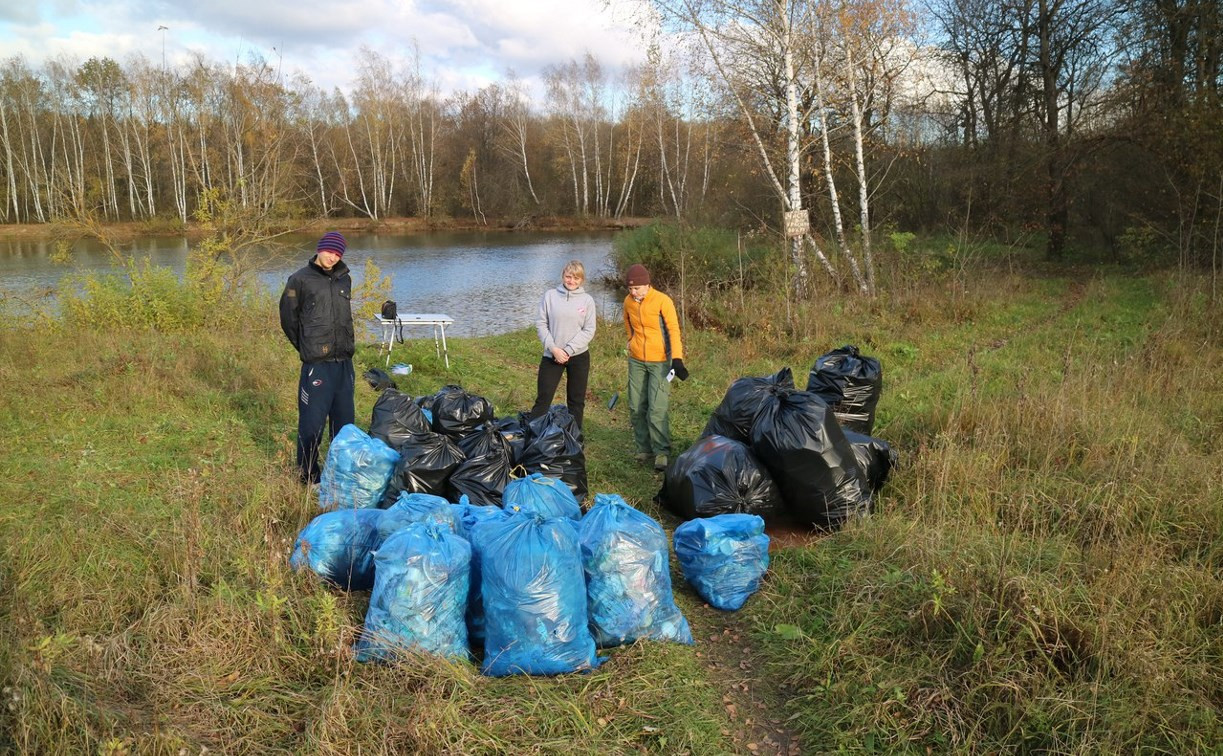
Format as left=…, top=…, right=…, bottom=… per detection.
left=279, top=231, right=356, bottom=484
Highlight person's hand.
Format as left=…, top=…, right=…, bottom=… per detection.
left=671, top=358, right=689, bottom=381
left=551, top=347, right=569, bottom=364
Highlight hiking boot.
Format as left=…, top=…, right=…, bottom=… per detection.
left=654, top=454, right=668, bottom=471
left=634, top=452, right=651, bottom=465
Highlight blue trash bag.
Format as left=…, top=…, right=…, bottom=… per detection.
left=355, top=523, right=472, bottom=662
left=578, top=494, right=693, bottom=647
left=454, top=500, right=512, bottom=646
left=673, top=514, right=770, bottom=611
left=502, top=472, right=582, bottom=521
left=473, top=513, right=599, bottom=676
left=289, top=508, right=383, bottom=590
left=319, top=424, right=401, bottom=511
left=377, top=491, right=460, bottom=545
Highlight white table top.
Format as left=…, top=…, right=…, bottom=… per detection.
left=376, top=314, right=453, bottom=325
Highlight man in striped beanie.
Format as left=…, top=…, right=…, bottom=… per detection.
left=279, top=231, right=356, bottom=484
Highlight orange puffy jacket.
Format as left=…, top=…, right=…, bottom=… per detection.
left=623, top=287, right=683, bottom=363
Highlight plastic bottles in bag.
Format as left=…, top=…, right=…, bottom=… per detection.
left=318, top=424, right=400, bottom=511
left=503, top=472, right=582, bottom=521
left=355, top=523, right=471, bottom=662
left=673, top=514, right=770, bottom=611
left=806, top=345, right=882, bottom=434
left=578, top=494, right=692, bottom=647
left=289, top=508, right=383, bottom=590
left=473, top=513, right=599, bottom=676
left=376, top=491, right=460, bottom=545
left=455, top=501, right=513, bottom=646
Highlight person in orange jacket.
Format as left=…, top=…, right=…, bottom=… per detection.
left=622, top=263, right=689, bottom=471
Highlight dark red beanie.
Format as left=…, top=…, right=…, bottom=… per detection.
left=625, top=263, right=650, bottom=286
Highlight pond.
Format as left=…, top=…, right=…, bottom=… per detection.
left=0, top=230, right=622, bottom=337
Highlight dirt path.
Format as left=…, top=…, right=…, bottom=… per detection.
left=674, top=498, right=821, bottom=753
left=686, top=586, right=805, bottom=755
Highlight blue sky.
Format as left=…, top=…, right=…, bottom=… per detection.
left=0, top=0, right=656, bottom=97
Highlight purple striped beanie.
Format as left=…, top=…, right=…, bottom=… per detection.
left=316, top=231, right=347, bottom=257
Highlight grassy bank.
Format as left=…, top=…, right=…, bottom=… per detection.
left=1, top=255, right=1220, bottom=752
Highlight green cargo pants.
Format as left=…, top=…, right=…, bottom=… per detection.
left=627, top=357, right=671, bottom=456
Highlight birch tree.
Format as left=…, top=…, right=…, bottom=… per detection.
left=645, top=0, right=831, bottom=291
left=499, top=73, right=541, bottom=206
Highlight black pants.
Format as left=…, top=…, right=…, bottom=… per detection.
left=297, top=359, right=355, bottom=483
left=529, top=351, right=590, bottom=429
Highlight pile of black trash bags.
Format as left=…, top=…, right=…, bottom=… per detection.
left=368, top=383, right=587, bottom=506
left=660, top=345, right=898, bottom=531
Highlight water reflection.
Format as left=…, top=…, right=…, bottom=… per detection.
left=0, top=230, right=622, bottom=337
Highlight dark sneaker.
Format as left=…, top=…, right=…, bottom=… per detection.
left=654, top=454, right=668, bottom=471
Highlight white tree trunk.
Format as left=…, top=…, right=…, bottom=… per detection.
left=845, top=47, right=876, bottom=294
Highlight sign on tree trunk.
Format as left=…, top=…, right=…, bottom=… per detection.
left=784, top=209, right=809, bottom=238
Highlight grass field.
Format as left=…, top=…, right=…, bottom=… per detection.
left=1, top=255, right=1220, bottom=753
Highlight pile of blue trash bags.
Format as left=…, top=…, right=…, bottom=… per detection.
left=292, top=487, right=718, bottom=674
left=290, top=382, right=778, bottom=674
left=660, top=344, right=898, bottom=531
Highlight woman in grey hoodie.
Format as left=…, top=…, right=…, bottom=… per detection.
left=529, top=260, right=597, bottom=429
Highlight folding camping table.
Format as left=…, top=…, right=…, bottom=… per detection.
left=376, top=313, right=454, bottom=368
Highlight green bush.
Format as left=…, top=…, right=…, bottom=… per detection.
left=610, top=222, right=775, bottom=292
left=58, top=250, right=267, bottom=333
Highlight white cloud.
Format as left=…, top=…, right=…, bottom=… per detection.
left=0, top=0, right=657, bottom=97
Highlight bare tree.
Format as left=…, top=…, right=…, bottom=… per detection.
left=644, top=0, right=832, bottom=291
left=500, top=72, right=542, bottom=206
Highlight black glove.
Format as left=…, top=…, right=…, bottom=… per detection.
left=671, top=358, right=689, bottom=381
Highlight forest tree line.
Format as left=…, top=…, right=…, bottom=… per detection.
left=0, top=0, right=1218, bottom=269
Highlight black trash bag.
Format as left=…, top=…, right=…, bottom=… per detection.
left=450, top=422, right=513, bottom=506
left=659, top=435, right=784, bottom=521
left=701, top=368, right=795, bottom=443
left=362, top=367, right=398, bottom=392
left=379, top=431, right=466, bottom=505
left=415, top=393, right=437, bottom=415
left=527, top=404, right=583, bottom=444
left=843, top=430, right=898, bottom=497
left=494, top=414, right=530, bottom=466
left=430, top=385, right=496, bottom=440
left=806, top=345, right=882, bottom=435
left=369, top=388, right=432, bottom=451
left=520, top=423, right=588, bottom=502
left=750, top=387, right=869, bottom=530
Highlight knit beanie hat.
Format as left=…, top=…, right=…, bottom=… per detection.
left=625, top=263, right=650, bottom=286
left=317, top=231, right=347, bottom=257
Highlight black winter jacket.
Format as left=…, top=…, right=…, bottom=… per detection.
left=279, top=256, right=355, bottom=363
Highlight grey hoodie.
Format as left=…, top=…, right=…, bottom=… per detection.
left=536, top=283, right=597, bottom=358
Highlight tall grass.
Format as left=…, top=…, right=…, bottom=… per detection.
left=1, top=229, right=1220, bottom=752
